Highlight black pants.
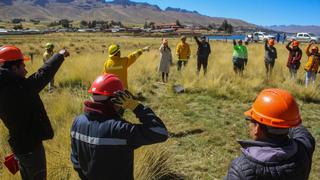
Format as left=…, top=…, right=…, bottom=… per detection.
left=197, top=58, right=208, bottom=74
left=177, top=60, right=188, bottom=71
left=233, top=58, right=245, bottom=74
left=265, top=60, right=275, bottom=74
left=15, top=144, right=46, bottom=180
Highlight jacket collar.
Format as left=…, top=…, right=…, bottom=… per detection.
left=238, top=138, right=298, bottom=163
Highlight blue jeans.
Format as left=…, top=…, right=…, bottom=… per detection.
left=306, top=71, right=316, bottom=87
left=15, top=144, right=47, bottom=180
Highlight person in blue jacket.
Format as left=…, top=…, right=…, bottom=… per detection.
left=70, top=74, right=168, bottom=180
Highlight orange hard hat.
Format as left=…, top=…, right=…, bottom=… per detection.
left=268, top=39, right=275, bottom=46
left=292, top=41, right=300, bottom=47
left=244, top=88, right=301, bottom=128
left=0, top=45, right=30, bottom=63
left=88, top=74, right=124, bottom=96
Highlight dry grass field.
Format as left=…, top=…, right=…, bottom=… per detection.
left=0, top=33, right=319, bottom=179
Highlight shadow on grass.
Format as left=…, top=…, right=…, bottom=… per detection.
left=169, top=128, right=205, bottom=138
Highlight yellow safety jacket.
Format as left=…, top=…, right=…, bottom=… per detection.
left=43, top=51, right=54, bottom=63
left=176, top=42, right=191, bottom=61
left=304, top=45, right=320, bottom=73
left=103, top=49, right=143, bottom=88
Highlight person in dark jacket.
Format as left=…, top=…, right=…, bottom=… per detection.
left=194, top=36, right=211, bottom=75
left=0, top=45, right=70, bottom=179
left=286, top=40, right=302, bottom=79
left=264, top=39, right=277, bottom=77
left=70, top=74, right=168, bottom=180
left=226, top=88, right=315, bottom=180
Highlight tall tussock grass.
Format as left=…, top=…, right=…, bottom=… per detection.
left=0, top=33, right=319, bottom=179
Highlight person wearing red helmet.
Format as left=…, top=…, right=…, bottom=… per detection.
left=304, top=42, right=320, bottom=87
left=286, top=40, right=302, bottom=79
left=226, top=89, right=315, bottom=180
left=0, top=45, right=69, bottom=179
left=70, top=74, right=168, bottom=180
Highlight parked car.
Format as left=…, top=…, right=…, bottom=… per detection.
left=288, top=32, right=320, bottom=43
left=247, top=32, right=275, bottom=42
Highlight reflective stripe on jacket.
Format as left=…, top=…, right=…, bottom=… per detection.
left=70, top=104, right=168, bottom=180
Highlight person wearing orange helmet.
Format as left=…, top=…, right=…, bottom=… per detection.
left=0, top=45, right=69, bottom=179
left=226, top=89, right=315, bottom=180
left=304, top=42, right=320, bottom=87
left=70, top=74, right=168, bottom=180
left=286, top=40, right=302, bottom=79
left=264, top=38, right=277, bottom=77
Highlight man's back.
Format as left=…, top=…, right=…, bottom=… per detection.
left=71, top=103, right=168, bottom=180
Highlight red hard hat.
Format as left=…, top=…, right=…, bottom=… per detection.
left=292, top=41, right=300, bottom=47
left=0, top=45, right=30, bottom=63
left=244, top=88, right=301, bottom=128
left=88, top=74, right=124, bottom=96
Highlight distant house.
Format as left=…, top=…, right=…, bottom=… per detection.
left=155, top=23, right=180, bottom=29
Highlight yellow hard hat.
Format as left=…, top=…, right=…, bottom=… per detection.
left=108, top=44, right=120, bottom=57
left=45, top=43, right=54, bottom=50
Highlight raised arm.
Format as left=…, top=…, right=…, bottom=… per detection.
left=26, top=50, right=69, bottom=93
left=286, top=41, right=292, bottom=51
left=233, top=39, right=237, bottom=46
left=305, top=44, right=312, bottom=56
left=127, top=48, right=145, bottom=67
left=111, top=90, right=168, bottom=148
left=194, top=36, right=201, bottom=46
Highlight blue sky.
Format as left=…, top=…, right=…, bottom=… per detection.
left=107, top=0, right=320, bottom=26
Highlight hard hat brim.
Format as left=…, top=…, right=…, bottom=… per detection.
left=109, top=49, right=120, bottom=57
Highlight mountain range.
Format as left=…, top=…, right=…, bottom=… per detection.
left=266, top=25, right=320, bottom=35
left=0, top=0, right=257, bottom=29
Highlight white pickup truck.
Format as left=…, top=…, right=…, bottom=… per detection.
left=288, top=32, right=320, bottom=44
left=247, top=32, right=275, bottom=42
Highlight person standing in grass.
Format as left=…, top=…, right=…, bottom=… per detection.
left=286, top=40, right=302, bottom=79
left=103, top=44, right=150, bottom=89
left=0, top=45, right=69, bottom=180
left=176, top=35, right=191, bottom=71
left=232, top=39, right=248, bottom=75
left=304, top=42, right=320, bottom=87
left=264, top=39, right=277, bottom=77
left=194, top=35, right=211, bottom=75
left=226, top=88, right=315, bottom=180
left=70, top=74, right=168, bottom=180
left=159, top=38, right=173, bottom=83
left=282, top=33, right=287, bottom=44
left=43, top=43, right=55, bottom=91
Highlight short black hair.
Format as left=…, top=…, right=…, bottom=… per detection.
left=0, top=60, right=23, bottom=70
left=258, top=123, right=289, bottom=140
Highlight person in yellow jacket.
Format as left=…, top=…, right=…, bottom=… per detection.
left=103, top=44, right=150, bottom=89
left=176, top=36, right=191, bottom=71
left=304, top=42, right=320, bottom=87
left=43, top=43, right=55, bottom=92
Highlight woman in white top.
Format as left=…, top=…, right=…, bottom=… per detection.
left=159, top=39, right=173, bottom=83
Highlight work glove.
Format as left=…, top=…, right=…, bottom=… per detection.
left=58, top=49, right=70, bottom=57
left=142, top=46, right=150, bottom=52
left=111, top=90, right=140, bottom=111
